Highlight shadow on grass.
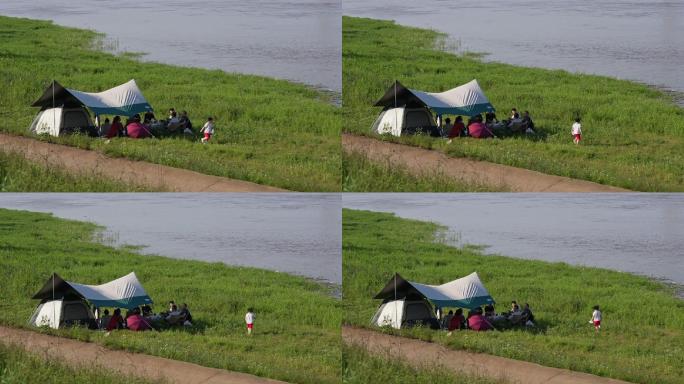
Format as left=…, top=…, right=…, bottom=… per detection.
left=148, top=319, right=209, bottom=335
left=490, top=319, right=550, bottom=335
left=490, top=127, right=549, bottom=142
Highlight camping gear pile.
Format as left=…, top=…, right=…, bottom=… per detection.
left=29, top=80, right=153, bottom=137
left=371, top=272, right=495, bottom=329
left=371, top=80, right=495, bottom=137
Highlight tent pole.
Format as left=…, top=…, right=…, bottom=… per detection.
left=52, top=272, right=55, bottom=328
left=394, top=80, right=398, bottom=134
left=52, top=80, right=55, bottom=134
left=394, top=273, right=397, bottom=328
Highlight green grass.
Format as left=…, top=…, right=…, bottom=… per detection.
left=343, top=17, right=684, bottom=191
left=0, top=150, right=153, bottom=191
left=0, top=343, right=159, bottom=384
left=0, top=208, right=341, bottom=384
left=0, top=15, right=340, bottom=192
left=342, top=209, right=684, bottom=384
left=342, top=150, right=505, bottom=192
left=342, top=345, right=500, bottom=384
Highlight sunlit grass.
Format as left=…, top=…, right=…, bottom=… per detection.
left=343, top=345, right=500, bottom=384
left=343, top=17, right=684, bottom=191
left=342, top=209, right=684, bottom=384
left=0, top=208, right=341, bottom=384
left=0, top=343, right=159, bottom=384
left=0, top=15, right=340, bottom=191
left=0, top=151, right=153, bottom=191
left=342, top=150, right=505, bottom=192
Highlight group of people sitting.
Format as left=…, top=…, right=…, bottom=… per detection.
left=443, top=108, right=536, bottom=139
left=440, top=300, right=536, bottom=332
left=95, top=300, right=193, bottom=332
left=99, top=108, right=194, bottom=139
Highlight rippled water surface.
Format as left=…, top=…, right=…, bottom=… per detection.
left=344, top=194, right=684, bottom=285
left=345, top=0, right=684, bottom=96
left=0, top=0, right=341, bottom=91
left=0, top=194, right=342, bottom=284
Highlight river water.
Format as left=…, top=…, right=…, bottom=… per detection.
left=0, top=0, right=341, bottom=92
left=344, top=0, right=684, bottom=97
left=0, top=194, right=342, bottom=285
left=343, top=194, right=684, bottom=286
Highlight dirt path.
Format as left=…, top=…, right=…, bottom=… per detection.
left=0, top=133, right=286, bottom=192
left=0, top=325, right=288, bottom=384
left=343, top=326, right=631, bottom=384
left=343, top=134, right=629, bottom=192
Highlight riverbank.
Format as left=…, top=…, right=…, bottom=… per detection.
left=342, top=17, right=684, bottom=192
left=0, top=342, right=155, bottom=384
left=343, top=134, right=626, bottom=192
left=0, top=208, right=340, bottom=384
left=0, top=149, right=152, bottom=192
left=0, top=133, right=286, bottom=192
left=0, top=15, right=340, bottom=192
left=342, top=148, right=504, bottom=192
left=343, top=343, right=499, bottom=384
left=0, top=326, right=288, bottom=384
left=343, top=327, right=631, bottom=384
left=342, top=209, right=684, bottom=384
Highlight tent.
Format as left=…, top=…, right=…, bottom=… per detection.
left=28, top=299, right=96, bottom=329
left=29, top=272, right=153, bottom=329
left=371, top=80, right=495, bottom=137
left=29, top=79, right=153, bottom=136
left=371, top=272, right=495, bottom=329
left=371, top=298, right=439, bottom=329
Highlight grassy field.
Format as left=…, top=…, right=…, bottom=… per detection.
left=0, top=15, right=340, bottom=192
left=343, top=345, right=499, bottom=384
left=343, top=17, right=684, bottom=191
left=342, top=209, right=684, bottom=384
left=0, top=208, right=340, bottom=384
left=342, top=150, right=504, bottom=192
left=0, top=151, right=153, bottom=191
left=0, top=343, right=158, bottom=384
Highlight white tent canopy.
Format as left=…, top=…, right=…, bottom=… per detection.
left=67, top=273, right=152, bottom=308
left=410, top=80, right=495, bottom=115
left=374, top=272, right=495, bottom=309
left=374, top=79, right=495, bottom=116
left=409, top=272, right=495, bottom=308
left=32, top=272, right=153, bottom=309
left=31, top=79, right=153, bottom=117
left=66, top=80, right=153, bottom=116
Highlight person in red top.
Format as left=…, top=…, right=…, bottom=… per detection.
left=448, top=308, right=466, bottom=331
left=467, top=308, right=494, bottom=331
left=448, top=116, right=465, bottom=138
left=126, top=115, right=151, bottom=139
left=468, top=115, right=493, bottom=138
left=106, top=116, right=123, bottom=139
left=106, top=308, right=124, bottom=331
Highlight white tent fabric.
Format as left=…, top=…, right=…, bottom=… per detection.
left=30, top=300, right=63, bottom=329
left=408, top=272, right=494, bottom=308
left=66, top=80, right=153, bottom=116
left=372, top=300, right=405, bottom=329
left=409, top=80, right=495, bottom=116
left=64, top=272, right=152, bottom=309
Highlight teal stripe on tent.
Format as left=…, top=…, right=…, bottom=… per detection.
left=430, top=295, right=495, bottom=310
left=87, top=295, right=153, bottom=309
left=88, top=103, right=153, bottom=117
left=431, top=102, right=495, bottom=117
